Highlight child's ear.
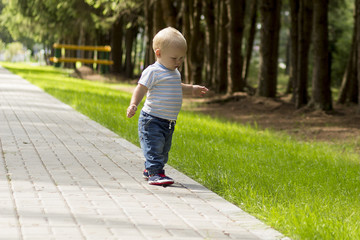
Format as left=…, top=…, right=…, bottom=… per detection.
left=155, top=49, right=161, bottom=57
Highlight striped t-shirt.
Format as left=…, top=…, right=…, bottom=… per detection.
left=138, top=62, right=182, bottom=121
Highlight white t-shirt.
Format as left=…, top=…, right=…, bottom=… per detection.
left=138, top=62, right=182, bottom=121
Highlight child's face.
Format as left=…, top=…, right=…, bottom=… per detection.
left=156, top=47, right=186, bottom=71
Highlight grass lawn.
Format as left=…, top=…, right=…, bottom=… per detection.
left=2, top=62, right=360, bottom=240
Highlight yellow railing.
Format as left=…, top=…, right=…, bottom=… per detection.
left=49, top=57, right=113, bottom=65
left=52, top=44, right=111, bottom=52
left=50, top=44, right=113, bottom=72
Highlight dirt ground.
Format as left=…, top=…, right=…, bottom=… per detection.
left=183, top=92, right=360, bottom=147
left=73, top=68, right=360, bottom=151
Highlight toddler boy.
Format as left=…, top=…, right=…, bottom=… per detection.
left=127, top=27, right=208, bottom=186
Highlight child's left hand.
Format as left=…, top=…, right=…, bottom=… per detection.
left=192, top=85, right=209, bottom=97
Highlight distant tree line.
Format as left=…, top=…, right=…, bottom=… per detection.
left=1, top=0, right=360, bottom=112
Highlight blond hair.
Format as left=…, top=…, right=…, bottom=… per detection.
left=152, top=27, right=187, bottom=52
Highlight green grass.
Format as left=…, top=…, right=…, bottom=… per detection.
left=2, top=62, right=360, bottom=240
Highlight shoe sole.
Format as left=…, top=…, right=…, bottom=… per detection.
left=148, top=180, right=174, bottom=186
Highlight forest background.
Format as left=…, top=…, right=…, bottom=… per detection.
left=0, top=0, right=360, bottom=113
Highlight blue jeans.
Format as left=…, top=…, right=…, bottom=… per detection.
left=138, top=111, right=176, bottom=175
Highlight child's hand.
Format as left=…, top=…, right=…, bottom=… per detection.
left=127, top=104, right=137, bottom=118
left=192, top=85, right=209, bottom=97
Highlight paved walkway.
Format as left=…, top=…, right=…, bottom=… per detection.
left=0, top=65, right=289, bottom=240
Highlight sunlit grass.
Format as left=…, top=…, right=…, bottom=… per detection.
left=2, top=62, right=360, bottom=240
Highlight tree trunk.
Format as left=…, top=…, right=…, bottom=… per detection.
left=138, top=29, right=145, bottom=74
left=95, top=31, right=106, bottom=72
left=182, top=0, right=192, bottom=84
left=216, top=0, right=228, bottom=93
left=295, top=0, right=313, bottom=108
left=203, top=0, right=216, bottom=88
left=189, top=0, right=203, bottom=85
left=242, top=0, right=258, bottom=87
left=310, top=0, right=332, bottom=110
left=285, top=34, right=292, bottom=93
left=144, top=0, right=154, bottom=68
left=111, top=15, right=123, bottom=74
left=285, top=34, right=290, bottom=76
left=154, top=0, right=166, bottom=34
left=132, top=32, right=138, bottom=75
left=257, top=0, right=282, bottom=97
left=212, top=0, right=221, bottom=88
left=338, top=46, right=357, bottom=104
left=64, top=38, right=75, bottom=69
left=289, top=0, right=299, bottom=101
left=124, top=26, right=138, bottom=78
left=83, top=33, right=93, bottom=69
left=338, top=5, right=358, bottom=104
left=161, top=0, right=177, bottom=27
left=226, top=0, right=246, bottom=94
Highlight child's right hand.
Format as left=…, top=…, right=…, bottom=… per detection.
left=127, top=104, right=137, bottom=118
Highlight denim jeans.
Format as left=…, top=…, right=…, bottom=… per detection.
left=138, top=111, right=176, bottom=175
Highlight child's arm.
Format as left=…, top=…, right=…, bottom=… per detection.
left=127, top=84, right=148, bottom=118
left=181, top=83, right=208, bottom=97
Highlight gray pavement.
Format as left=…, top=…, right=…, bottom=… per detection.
left=0, top=65, right=289, bottom=240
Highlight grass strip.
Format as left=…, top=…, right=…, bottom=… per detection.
left=2, top=62, right=360, bottom=240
